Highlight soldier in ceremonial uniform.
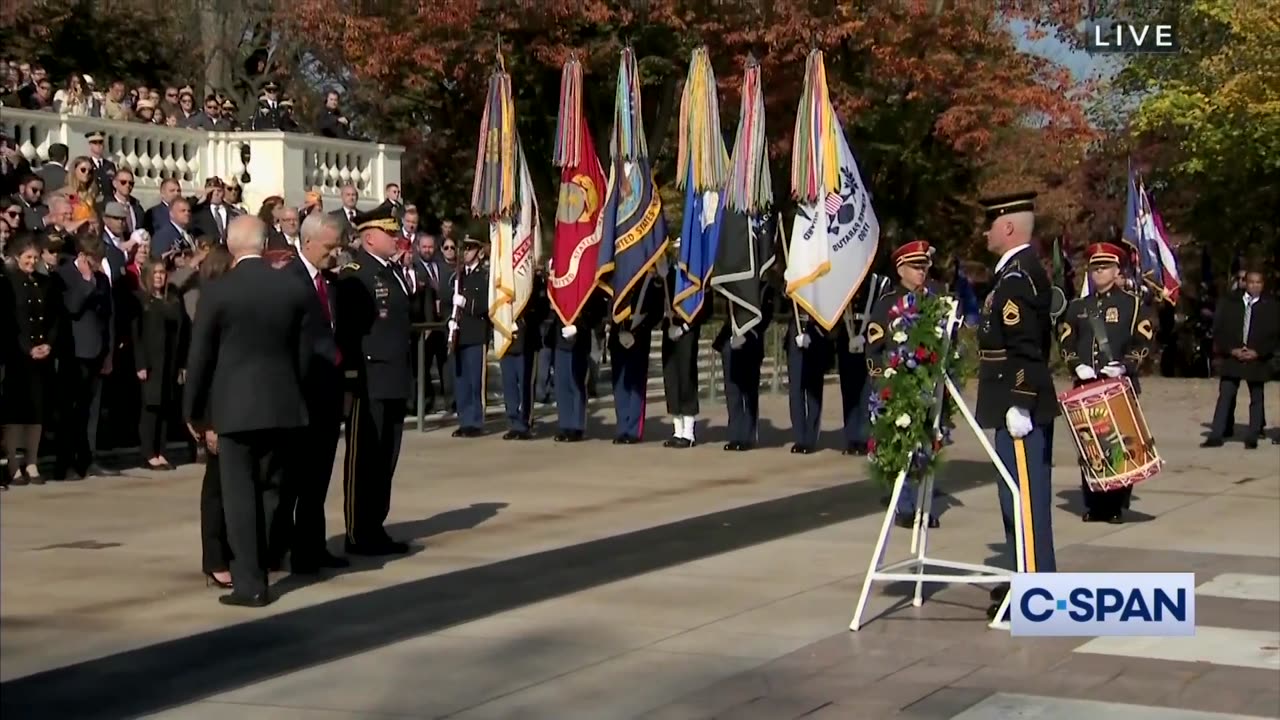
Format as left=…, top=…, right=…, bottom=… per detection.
left=835, top=275, right=888, bottom=456
left=548, top=291, right=605, bottom=442
left=446, top=236, right=489, bottom=438
left=662, top=259, right=709, bottom=448
left=249, top=81, right=298, bottom=132
left=866, top=241, right=941, bottom=529
left=975, top=191, right=1058, bottom=619
left=498, top=263, right=548, bottom=441
left=715, top=285, right=775, bottom=452
left=609, top=268, right=664, bottom=444
left=786, top=300, right=832, bottom=454
left=334, top=204, right=412, bottom=556
left=1058, top=242, right=1154, bottom=524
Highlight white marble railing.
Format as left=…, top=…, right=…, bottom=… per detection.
left=2, top=107, right=404, bottom=213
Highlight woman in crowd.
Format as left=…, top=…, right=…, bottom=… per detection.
left=2, top=235, right=59, bottom=488
left=256, top=195, right=285, bottom=228
left=57, top=156, right=101, bottom=211
left=133, top=257, right=185, bottom=471
left=126, top=230, right=151, bottom=285
left=52, top=73, right=94, bottom=116
left=182, top=244, right=235, bottom=587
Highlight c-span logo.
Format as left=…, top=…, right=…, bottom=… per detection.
left=1011, top=573, right=1195, bottom=637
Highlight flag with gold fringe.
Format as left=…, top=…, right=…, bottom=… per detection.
left=710, top=54, right=776, bottom=338
left=673, top=46, right=728, bottom=323
left=594, top=47, right=668, bottom=324
left=472, top=55, right=541, bottom=359
left=784, top=50, right=879, bottom=331
left=550, top=55, right=607, bottom=326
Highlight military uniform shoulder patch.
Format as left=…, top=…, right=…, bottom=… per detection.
left=342, top=262, right=361, bottom=272
left=866, top=322, right=885, bottom=344
left=1137, top=318, right=1154, bottom=340
left=1058, top=321, right=1072, bottom=342
left=1105, top=306, right=1120, bottom=323
left=1002, top=299, right=1021, bottom=326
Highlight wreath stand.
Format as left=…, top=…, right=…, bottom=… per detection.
left=849, top=308, right=1027, bottom=632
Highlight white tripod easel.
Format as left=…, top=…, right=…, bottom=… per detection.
left=849, top=305, right=1026, bottom=632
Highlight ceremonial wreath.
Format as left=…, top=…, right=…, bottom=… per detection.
left=866, top=288, right=965, bottom=489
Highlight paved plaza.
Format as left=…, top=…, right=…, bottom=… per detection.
left=1, top=378, right=1278, bottom=719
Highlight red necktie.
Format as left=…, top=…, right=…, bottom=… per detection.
left=314, top=273, right=341, bottom=365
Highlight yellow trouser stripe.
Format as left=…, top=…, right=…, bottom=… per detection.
left=1013, top=437, right=1036, bottom=572
left=344, top=397, right=361, bottom=543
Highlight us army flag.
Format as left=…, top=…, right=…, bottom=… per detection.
left=488, top=142, right=540, bottom=358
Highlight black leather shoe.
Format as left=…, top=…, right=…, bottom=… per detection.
left=504, top=430, right=521, bottom=440
left=894, top=513, right=914, bottom=529
left=345, top=540, right=410, bottom=556
left=723, top=442, right=743, bottom=451
left=927, top=514, right=940, bottom=529
left=219, top=591, right=271, bottom=608
left=843, top=443, right=868, bottom=456
left=513, top=430, right=533, bottom=440
left=790, top=444, right=812, bottom=455
left=1201, top=438, right=1224, bottom=448
left=564, top=431, right=584, bottom=443
left=86, top=464, right=121, bottom=477
left=664, top=438, right=691, bottom=449
left=612, top=436, right=626, bottom=445
left=554, top=432, right=569, bottom=442
left=451, top=428, right=466, bottom=438
left=1244, top=439, right=1258, bottom=449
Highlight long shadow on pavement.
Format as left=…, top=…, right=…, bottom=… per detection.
left=0, top=461, right=994, bottom=720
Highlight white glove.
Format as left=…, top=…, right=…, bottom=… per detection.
left=561, top=324, right=577, bottom=340
left=447, top=319, right=458, bottom=333
left=618, top=330, right=635, bottom=349
left=848, top=336, right=866, bottom=354
left=668, top=325, right=685, bottom=341
left=1005, top=407, right=1033, bottom=439
left=452, top=293, right=466, bottom=308
left=795, top=334, right=811, bottom=349
left=729, top=334, right=746, bottom=350
left=1100, top=362, right=1126, bottom=378
left=1074, top=364, right=1097, bottom=381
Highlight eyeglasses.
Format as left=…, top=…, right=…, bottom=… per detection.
left=116, top=178, right=134, bottom=186
left=3, top=210, right=20, bottom=218
left=442, top=245, right=456, bottom=251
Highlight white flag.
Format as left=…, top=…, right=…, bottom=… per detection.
left=784, top=115, right=879, bottom=331
left=489, top=142, right=542, bottom=358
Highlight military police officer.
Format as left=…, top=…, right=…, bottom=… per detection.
left=865, top=241, right=941, bottom=529
left=335, top=204, right=412, bottom=556
left=976, top=191, right=1058, bottom=619
left=609, top=269, right=664, bottom=444
left=446, top=236, right=489, bottom=438
left=1058, top=241, right=1154, bottom=524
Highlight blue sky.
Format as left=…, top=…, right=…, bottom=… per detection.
left=1011, top=20, right=1124, bottom=82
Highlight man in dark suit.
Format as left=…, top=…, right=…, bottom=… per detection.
left=36, top=143, right=68, bottom=191
left=54, top=234, right=119, bottom=479
left=84, top=131, right=117, bottom=199
left=150, top=197, right=195, bottom=257
left=189, top=177, right=239, bottom=244
left=410, top=232, right=446, bottom=411
left=328, top=183, right=360, bottom=242
left=335, top=205, right=413, bottom=556
left=273, top=212, right=350, bottom=573
left=95, top=168, right=146, bottom=236
left=1203, top=270, right=1278, bottom=449
left=15, top=173, right=47, bottom=232
left=143, top=178, right=182, bottom=235
left=184, top=215, right=313, bottom=607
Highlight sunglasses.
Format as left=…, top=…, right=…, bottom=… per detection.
left=77, top=166, right=91, bottom=174
left=116, top=178, right=134, bottom=186
left=442, top=245, right=456, bottom=251
left=3, top=209, right=21, bottom=218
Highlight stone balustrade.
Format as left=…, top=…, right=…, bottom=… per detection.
left=3, top=108, right=404, bottom=213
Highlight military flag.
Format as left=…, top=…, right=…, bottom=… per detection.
left=549, top=56, right=606, bottom=326
left=595, top=47, right=669, bottom=324
left=1124, top=163, right=1181, bottom=304
left=471, top=56, right=540, bottom=359
left=710, top=55, right=777, bottom=338
left=784, top=50, right=880, bottom=330
left=673, top=47, right=729, bottom=323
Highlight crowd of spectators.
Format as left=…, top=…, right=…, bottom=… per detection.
left=1, top=60, right=354, bottom=138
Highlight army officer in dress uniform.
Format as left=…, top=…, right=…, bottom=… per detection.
left=335, top=205, right=412, bottom=556
left=976, top=191, right=1058, bottom=620
left=866, top=240, right=941, bottom=529
left=1057, top=242, right=1154, bottom=524
left=447, top=236, right=490, bottom=438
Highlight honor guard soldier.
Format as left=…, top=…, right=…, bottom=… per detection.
left=661, top=258, right=709, bottom=448
left=498, top=264, right=548, bottom=441
left=548, top=291, right=605, bottom=442
left=1058, top=242, right=1154, bottom=524
left=866, top=241, right=941, bottom=528
left=334, top=204, right=412, bottom=556
left=609, top=268, right=664, bottom=444
left=446, top=236, right=489, bottom=437
left=249, top=81, right=298, bottom=132
left=786, top=299, right=832, bottom=455
left=714, top=284, right=776, bottom=451
left=976, top=191, right=1058, bottom=619
left=836, top=273, right=888, bottom=456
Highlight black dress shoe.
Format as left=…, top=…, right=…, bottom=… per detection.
left=843, top=443, right=868, bottom=456
left=554, top=432, right=569, bottom=442
left=620, top=435, right=640, bottom=444
left=1201, top=438, right=1224, bottom=448
left=219, top=591, right=272, bottom=608
left=1244, top=439, right=1258, bottom=449
left=563, top=431, right=584, bottom=443
left=345, top=540, right=411, bottom=556
left=504, top=430, right=520, bottom=440
left=894, top=513, right=913, bottom=529
left=451, top=428, right=466, bottom=438
left=790, top=444, right=812, bottom=455
left=612, top=436, right=626, bottom=445
left=86, top=464, right=121, bottom=477
left=513, top=430, right=533, bottom=440
left=664, top=437, right=692, bottom=449
left=927, top=514, right=940, bottom=529
left=723, top=442, right=742, bottom=451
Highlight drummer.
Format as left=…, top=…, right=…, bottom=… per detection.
left=1057, top=241, right=1154, bottom=523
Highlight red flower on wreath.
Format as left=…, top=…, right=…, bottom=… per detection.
left=915, top=347, right=929, bottom=362
left=890, top=356, right=900, bottom=368
left=867, top=437, right=878, bottom=454
left=880, top=387, right=892, bottom=400
left=930, top=351, right=939, bottom=364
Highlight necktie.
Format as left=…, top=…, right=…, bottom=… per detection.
left=314, top=273, right=341, bottom=364
left=1243, top=297, right=1254, bottom=343
left=427, top=263, right=437, bottom=289
left=214, top=206, right=225, bottom=237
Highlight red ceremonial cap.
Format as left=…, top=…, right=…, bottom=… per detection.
left=892, top=240, right=933, bottom=267
left=1086, top=242, right=1125, bottom=265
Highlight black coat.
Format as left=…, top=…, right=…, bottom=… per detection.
left=183, top=258, right=312, bottom=433
left=444, top=262, right=489, bottom=348
left=55, top=260, right=113, bottom=362
left=286, top=258, right=343, bottom=420
left=2, top=268, right=60, bottom=423
left=132, top=290, right=186, bottom=407
left=335, top=249, right=413, bottom=401
left=1214, top=292, right=1278, bottom=383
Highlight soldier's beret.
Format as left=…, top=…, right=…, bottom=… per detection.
left=978, top=191, right=1036, bottom=222
left=353, top=203, right=400, bottom=235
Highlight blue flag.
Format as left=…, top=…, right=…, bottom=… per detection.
left=1124, top=164, right=1164, bottom=287
left=674, top=167, right=723, bottom=322
left=595, top=157, right=668, bottom=323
